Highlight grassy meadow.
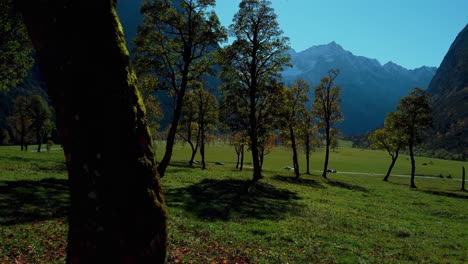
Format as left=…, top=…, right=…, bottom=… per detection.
left=0, top=142, right=467, bottom=263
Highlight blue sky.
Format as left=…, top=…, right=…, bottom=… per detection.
left=212, top=0, right=468, bottom=69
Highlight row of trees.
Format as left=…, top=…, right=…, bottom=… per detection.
left=4, top=0, right=344, bottom=260
left=134, top=0, right=345, bottom=182
left=4, top=95, right=54, bottom=152
left=5, top=0, right=434, bottom=261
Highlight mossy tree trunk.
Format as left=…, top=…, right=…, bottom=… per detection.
left=16, top=0, right=167, bottom=262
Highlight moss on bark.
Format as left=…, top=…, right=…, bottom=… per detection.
left=16, top=0, right=167, bottom=262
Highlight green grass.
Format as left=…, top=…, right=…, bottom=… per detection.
left=1, top=143, right=467, bottom=263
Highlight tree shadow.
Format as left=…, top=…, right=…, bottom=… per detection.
left=421, top=189, right=468, bottom=200
left=326, top=180, right=369, bottom=192
left=169, top=161, right=193, bottom=169
left=272, top=175, right=325, bottom=189
left=166, top=179, right=303, bottom=221
left=0, top=178, right=69, bottom=225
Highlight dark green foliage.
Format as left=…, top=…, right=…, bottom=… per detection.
left=8, top=96, right=33, bottom=150
left=219, top=0, right=290, bottom=181
left=133, top=0, right=226, bottom=177
left=0, top=0, right=33, bottom=91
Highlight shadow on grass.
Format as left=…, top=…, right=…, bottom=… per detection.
left=166, top=179, right=303, bottom=221
left=169, top=161, right=193, bottom=169
left=326, top=180, right=369, bottom=192
left=0, top=178, right=69, bottom=225
left=272, top=175, right=325, bottom=189
left=421, top=189, right=468, bottom=200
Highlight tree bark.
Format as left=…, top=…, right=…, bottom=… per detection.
left=36, top=129, right=42, bottom=153
left=20, top=123, right=24, bottom=151
left=188, top=128, right=200, bottom=166
left=383, top=151, right=399, bottom=181
left=235, top=146, right=240, bottom=169
left=462, top=166, right=466, bottom=191
left=409, top=139, right=417, bottom=188
left=240, top=144, right=244, bottom=171
left=249, top=112, right=262, bottom=181
left=200, top=123, right=206, bottom=170
left=289, top=125, right=300, bottom=179
left=158, top=82, right=187, bottom=177
left=16, top=1, right=167, bottom=262
left=322, top=123, right=330, bottom=179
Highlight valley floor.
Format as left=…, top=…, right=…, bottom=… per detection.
left=1, top=143, right=467, bottom=263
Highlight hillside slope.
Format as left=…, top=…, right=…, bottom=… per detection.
left=426, top=24, right=468, bottom=158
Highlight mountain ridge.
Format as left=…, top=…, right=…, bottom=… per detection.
left=283, top=41, right=437, bottom=135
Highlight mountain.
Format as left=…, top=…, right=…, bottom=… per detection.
left=284, top=42, right=437, bottom=135
left=426, top=24, right=468, bottom=159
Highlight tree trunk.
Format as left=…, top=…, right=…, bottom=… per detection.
left=259, top=148, right=264, bottom=172
left=249, top=117, right=261, bottom=181
left=158, top=57, right=190, bottom=177
left=188, top=128, right=200, bottom=166
left=20, top=129, right=24, bottom=151
left=158, top=85, right=186, bottom=177
left=200, top=123, right=206, bottom=170
left=462, top=166, right=465, bottom=191
left=322, top=123, right=330, bottom=179
left=249, top=34, right=262, bottom=182
left=383, top=151, right=399, bottom=181
left=17, top=1, right=167, bottom=262
left=409, top=140, right=416, bottom=188
left=20, top=117, right=25, bottom=151
left=188, top=140, right=196, bottom=166
left=235, top=146, right=240, bottom=169
left=289, top=125, right=300, bottom=179
left=36, top=129, right=42, bottom=153
left=305, top=136, right=310, bottom=175
left=240, top=144, right=244, bottom=171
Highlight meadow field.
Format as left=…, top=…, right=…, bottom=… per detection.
left=0, top=142, right=467, bottom=263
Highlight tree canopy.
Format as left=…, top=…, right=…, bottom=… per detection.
left=133, top=0, right=226, bottom=177
left=312, top=69, right=343, bottom=178
left=219, top=0, right=290, bottom=181
left=0, top=0, right=33, bottom=91
left=395, top=87, right=432, bottom=188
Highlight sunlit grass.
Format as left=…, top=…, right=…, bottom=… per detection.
left=1, top=142, right=467, bottom=263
